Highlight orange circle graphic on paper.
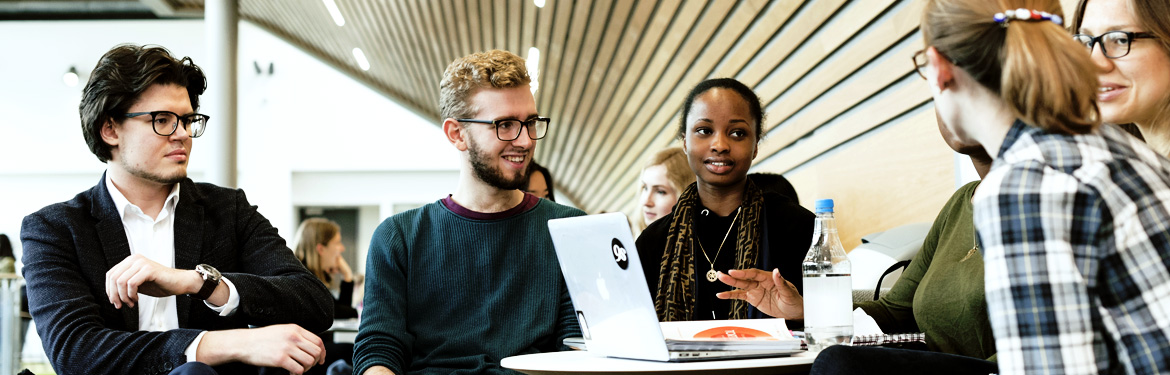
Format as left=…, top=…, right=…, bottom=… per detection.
left=693, top=326, right=774, bottom=339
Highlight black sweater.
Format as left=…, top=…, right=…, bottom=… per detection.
left=635, top=191, right=814, bottom=326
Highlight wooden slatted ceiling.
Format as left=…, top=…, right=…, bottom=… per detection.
left=231, top=0, right=957, bottom=244
left=574, top=1, right=917, bottom=210
left=0, top=0, right=1088, bottom=245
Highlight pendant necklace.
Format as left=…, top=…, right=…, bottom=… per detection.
left=961, top=223, right=978, bottom=262
left=696, top=207, right=741, bottom=282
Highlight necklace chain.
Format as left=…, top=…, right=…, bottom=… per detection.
left=697, top=207, right=741, bottom=281
left=961, top=222, right=978, bottom=262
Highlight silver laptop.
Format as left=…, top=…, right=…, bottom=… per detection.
left=547, top=212, right=802, bottom=362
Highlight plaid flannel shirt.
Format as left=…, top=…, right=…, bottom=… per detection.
left=975, top=120, right=1170, bottom=375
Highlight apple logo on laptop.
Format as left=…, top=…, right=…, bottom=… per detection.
left=611, top=238, right=629, bottom=270
left=596, top=277, right=611, bottom=300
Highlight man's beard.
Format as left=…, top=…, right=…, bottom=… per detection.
left=120, top=159, right=187, bottom=185
left=468, top=137, right=527, bottom=190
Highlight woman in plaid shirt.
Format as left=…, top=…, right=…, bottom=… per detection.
left=916, top=0, right=1170, bottom=374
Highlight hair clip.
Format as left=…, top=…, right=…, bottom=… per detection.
left=994, top=8, right=1063, bottom=28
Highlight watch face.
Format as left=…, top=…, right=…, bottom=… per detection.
left=196, top=264, right=221, bottom=280
left=193, top=264, right=221, bottom=300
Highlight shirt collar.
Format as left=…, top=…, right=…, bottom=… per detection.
left=441, top=192, right=540, bottom=220
left=105, top=173, right=181, bottom=219
left=996, top=119, right=1031, bottom=160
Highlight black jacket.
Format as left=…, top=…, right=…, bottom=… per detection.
left=21, top=175, right=334, bottom=375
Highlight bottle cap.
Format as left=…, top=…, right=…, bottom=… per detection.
left=815, top=199, right=834, bottom=213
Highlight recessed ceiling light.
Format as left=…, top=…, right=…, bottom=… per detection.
left=323, top=0, right=346, bottom=26
left=527, top=47, right=540, bottom=94
left=353, top=48, right=371, bottom=71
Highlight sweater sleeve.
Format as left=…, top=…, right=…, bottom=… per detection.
left=353, top=218, right=413, bottom=375
left=554, top=281, right=581, bottom=350
left=553, top=207, right=585, bottom=349
left=218, top=189, right=335, bottom=332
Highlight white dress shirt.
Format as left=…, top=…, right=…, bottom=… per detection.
left=105, top=175, right=241, bottom=362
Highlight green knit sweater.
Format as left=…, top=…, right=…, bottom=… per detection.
left=856, top=181, right=997, bottom=361
left=353, top=198, right=584, bottom=375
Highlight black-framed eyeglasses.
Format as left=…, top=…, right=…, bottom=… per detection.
left=457, top=117, right=550, bottom=141
left=123, top=110, right=210, bottom=138
left=1074, top=31, right=1158, bottom=59
left=911, top=49, right=960, bottom=80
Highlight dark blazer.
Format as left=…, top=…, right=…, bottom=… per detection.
left=21, top=175, right=335, bottom=375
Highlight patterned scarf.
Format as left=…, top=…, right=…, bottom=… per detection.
left=654, top=180, right=765, bottom=321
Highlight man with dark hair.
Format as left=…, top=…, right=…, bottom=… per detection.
left=353, top=50, right=582, bottom=375
left=21, top=44, right=334, bottom=375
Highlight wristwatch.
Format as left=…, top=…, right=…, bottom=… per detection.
left=192, top=264, right=222, bottom=300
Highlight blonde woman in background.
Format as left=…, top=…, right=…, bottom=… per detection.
left=293, top=218, right=358, bottom=319
left=293, top=218, right=359, bottom=375
left=638, top=147, right=694, bottom=229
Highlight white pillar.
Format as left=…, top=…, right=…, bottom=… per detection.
left=204, top=0, right=238, bottom=187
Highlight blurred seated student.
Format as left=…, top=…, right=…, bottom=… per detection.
left=293, top=218, right=359, bottom=320
left=638, top=147, right=694, bottom=229
left=728, top=0, right=1170, bottom=372
left=747, top=172, right=798, bottom=203
left=525, top=162, right=555, bottom=201
left=807, top=116, right=999, bottom=375
left=0, top=234, right=14, bottom=273
left=635, top=78, right=814, bottom=324
left=1072, top=0, right=1169, bottom=153
left=293, top=218, right=358, bottom=375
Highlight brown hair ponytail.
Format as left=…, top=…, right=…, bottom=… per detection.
left=924, top=0, right=1100, bottom=134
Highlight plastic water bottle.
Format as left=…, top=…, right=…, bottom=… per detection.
left=802, top=199, right=853, bottom=352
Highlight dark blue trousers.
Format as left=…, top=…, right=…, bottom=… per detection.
left=810, top=346, right=998, bottom=375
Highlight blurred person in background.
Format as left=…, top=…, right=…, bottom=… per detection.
left=0, top=234, right=14, bottom=273
left=293, top=218, right=359, bottom=320
left=638, top=147, right=693, bottom=229
left=293, top=218, right=359, bottom=375
left=746, top=173, right=799, bottom=204
left=525, top=162, right=555, bottom=201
